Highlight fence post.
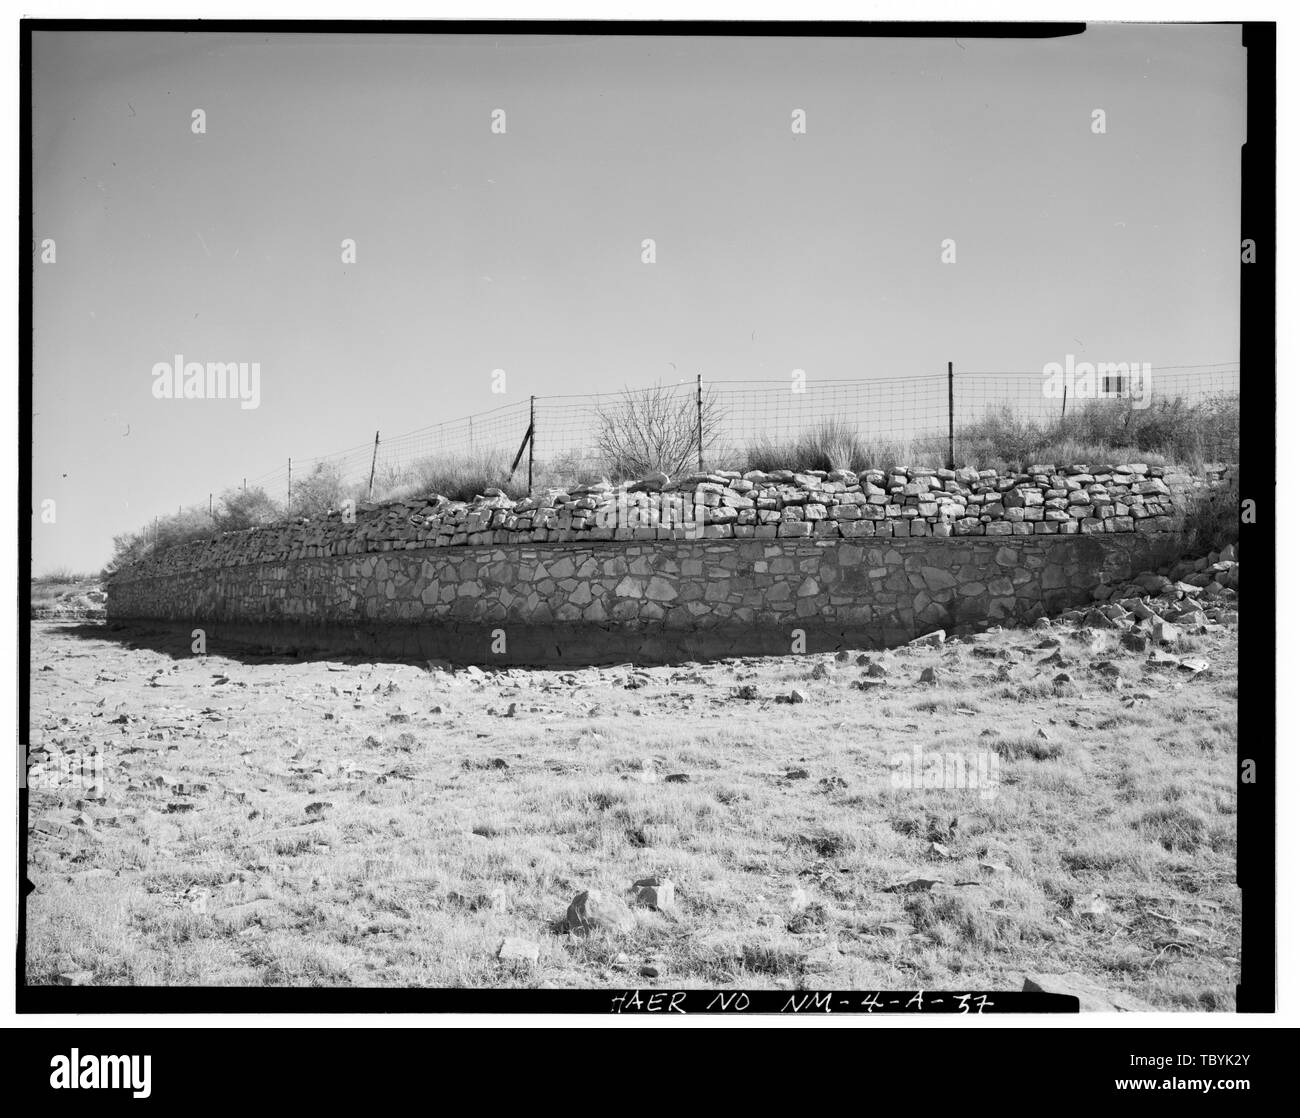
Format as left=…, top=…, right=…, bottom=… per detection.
left=209, top=493, right=213, bottom=518
left=287, top=458, right=292, bottom=516
left=367, top=431, right=380, bottom=501
left=696, top=374, right=704, bottom=471
left=528, top=396, right=535, bottom=492
left=947, top=362, right=955, bottom=470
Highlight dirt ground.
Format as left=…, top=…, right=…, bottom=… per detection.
left=24, top=610, right=1239, bottom=1006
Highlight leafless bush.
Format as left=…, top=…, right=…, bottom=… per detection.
left=290, top=461, right=347, bottom=517
left=595, top=383, right=725, bottom=479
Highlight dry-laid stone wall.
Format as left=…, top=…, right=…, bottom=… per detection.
left=104, top=464, right=1213, bottom=665
left=119, top=463, right=1210, bottom=580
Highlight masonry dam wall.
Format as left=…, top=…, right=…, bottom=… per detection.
left=106, top=464, right=1209, bottom=665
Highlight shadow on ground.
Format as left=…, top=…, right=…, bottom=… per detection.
left=38, top=620, right=430, bottom=671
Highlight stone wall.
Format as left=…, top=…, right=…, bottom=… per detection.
left=105, top=464, right=1179, bottom=663
left=115, top=464, right=1201, bottom=586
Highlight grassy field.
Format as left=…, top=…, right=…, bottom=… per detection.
left=25, top=602, right=1238, bottom=1006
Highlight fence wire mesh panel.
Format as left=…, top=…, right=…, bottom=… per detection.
left=532, top=381, right=702, bottom=480
left=230, top=364, right=1239, bottom=512
left=953, top=363, right=1240, bottom=464
left=528, top=376, right=954, bottom=479
left=712, top=376, right=950, bottom=458
left=367, top=401, right=531, bottom=491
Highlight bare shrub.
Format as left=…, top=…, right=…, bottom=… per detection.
left=595, top=383, right=725, bottom=480
left=289, top=461, right=348, bottom=517
left=213, top=485, right=282, bottom=532
left=103, top=506, right=218, bottom=575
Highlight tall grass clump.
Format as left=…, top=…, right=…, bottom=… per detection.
left=370, top=448, right=526, bottom=504
left=1169, top=470, right=1240, bottom=557
left=746, top=420, right=934, bottom=474
left=952, top=393, right=1237, bottom=472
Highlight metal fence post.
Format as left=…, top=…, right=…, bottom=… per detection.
left=528, top=396, right=535, bottom=492
left=287, top=458, right=292, bottom=516
left=947, top=362, right=955, bottom=470
left=367, top=431, right=379, bottom=501
left=696, top=374, right=704, bottom=471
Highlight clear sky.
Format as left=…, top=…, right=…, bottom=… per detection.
left=30, top=24, right=1245, bottom=571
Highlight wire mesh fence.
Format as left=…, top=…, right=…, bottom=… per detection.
left=225, top=362, right=1240, bottom=514
left=952, top=363, right=1240, bottom=428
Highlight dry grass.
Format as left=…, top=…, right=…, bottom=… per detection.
left=26, top=611, right=1239, bottom=1004
left=738, top=395, right=1238, bottom=477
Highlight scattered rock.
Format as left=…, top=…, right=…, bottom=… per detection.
left=565, top=889, right=636, bottom=935
left=1151, top=617, right=1179, bottom=644
left=54, top=970, right=94, bottom=986
left=632, top=877, right=675, bottom=911
left=883, top=874, right=944, bottom=894
left=978, top=860, right=1013, bottom=879
left=910, top=630, right=946, bottom=647
left=1021, top=972, right=1153, bottom=1012
left=498, top=937, right=540, bottom=965
left=1120, top=630, right=1148, bottom=652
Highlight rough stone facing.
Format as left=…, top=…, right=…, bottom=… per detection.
left=106, top=464, right=1222, bottom=662
left=108, top=533, right=1164, bottom=664
left=112, top=463, right=1217, bottom=581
